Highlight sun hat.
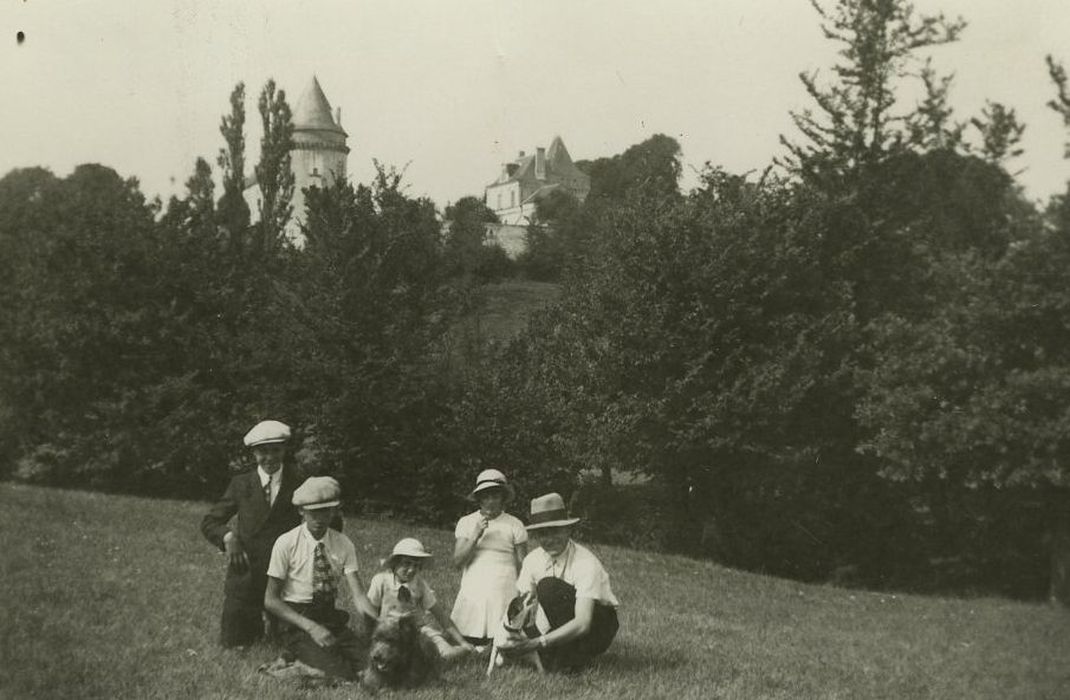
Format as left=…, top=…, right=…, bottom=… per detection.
left=385, top=538, right=433, bottom=568
left=292, top=476, right=342, bottom=509
left=243, top=420, right=291, bottom=447
left=525, top=492, right=580, bottom=531
left=469, top=468, right=515, bottom=502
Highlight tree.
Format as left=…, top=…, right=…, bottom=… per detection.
left=254, top=79, right=295, bottom=252
left=217, top=82, right=250, bottom=243
left=442, top=195, right=508, bottom=282
left=519, top=189, right=588, bottom=281
left=780, top=0, right=966, bottom=187
left=293, top=166, right=453, bottom=515
left=970, top=101, right=1026, bottom=166
left=576, top=133, right=682, bottom=202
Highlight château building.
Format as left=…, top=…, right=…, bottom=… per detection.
left=485, top=136, right=590, bottom=225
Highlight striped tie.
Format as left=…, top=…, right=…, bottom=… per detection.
left=312, top=542, right=336, bottom=607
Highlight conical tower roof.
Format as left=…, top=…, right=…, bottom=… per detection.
left=546, top=135, right=573, bottom=167
left=293, top=76, right=346, bottom=136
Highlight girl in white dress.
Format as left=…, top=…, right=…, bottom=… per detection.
left=450, top=469, right=528, bottom=644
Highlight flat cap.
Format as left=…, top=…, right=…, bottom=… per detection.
left=243, top=420, right=291, bottom=447
left=292, top=476, right=342, bottom=510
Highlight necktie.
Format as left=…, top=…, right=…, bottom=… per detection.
left=263, top=478, right=272, bottom=506
left=397, top=584, right=412, bottom=605
left=312, top=542, right=336, bottom=607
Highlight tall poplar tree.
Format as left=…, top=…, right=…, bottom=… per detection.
left=216, top=82, right=250, bottom=245
left=255, top=79, right=295, bottom=251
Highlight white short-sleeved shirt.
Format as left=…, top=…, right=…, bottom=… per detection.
left=367, top=571, right=437, bottom=627
left=267, top=523, right=360, bottom=604
left=517, top=540, right=619, bottom=607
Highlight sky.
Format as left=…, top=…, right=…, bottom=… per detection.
left=4, top=1, right=1070, bottom=209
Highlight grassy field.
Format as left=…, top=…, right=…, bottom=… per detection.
left=2, top=483, right=1069, bottom=699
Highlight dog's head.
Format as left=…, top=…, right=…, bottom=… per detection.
left=503, top=594, right=539, bottom=633
left=366, top=611, right=419, bottom=680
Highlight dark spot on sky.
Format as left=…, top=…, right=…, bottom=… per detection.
left=17, top=31, right=25, bottom=45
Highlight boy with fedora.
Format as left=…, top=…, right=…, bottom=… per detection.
left=500, top=492, right=620, bottom=672
left=264, top=476, right=378, bottom=680
left=201, top=420, right=305, bottom=648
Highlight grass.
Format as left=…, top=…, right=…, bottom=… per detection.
left=465, top=280, right=562, bottom=345
left=2, top=482, right=1069, bottom=699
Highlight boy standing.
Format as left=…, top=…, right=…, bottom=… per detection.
left=201, top=420, right=301, bottom=648
left=264, top=476, right=378, bottom=680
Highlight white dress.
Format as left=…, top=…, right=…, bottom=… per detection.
left=450, top=510, right=528, bottom=638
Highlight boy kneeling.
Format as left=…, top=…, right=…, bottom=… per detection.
left=264, top=476, right=378, bottom=680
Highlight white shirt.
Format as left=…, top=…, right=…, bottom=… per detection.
left=257, top=466, right=282, bottom=506
left=367, top=571, right=437, bottom=626
left=267, top=523, right=360, bottom=603
left=517, top=541, right=619, bottom=607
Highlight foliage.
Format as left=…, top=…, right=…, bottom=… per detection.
left=295, top=168, right=454, bottom=517
left=575, top=133, right=682, bottom=203
left=780, top=0, right=966, bottom=187
left=442, top=195, right=511, bottom=282
left=970, top=101, right=1026, bottom=165
left=217, top=82, right=250, bottom=242
left=254, top=79, right=296, bottom=251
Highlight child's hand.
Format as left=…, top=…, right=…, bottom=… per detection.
left=309, top=623, right=337, bottom=648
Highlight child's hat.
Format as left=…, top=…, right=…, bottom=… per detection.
left=468, top=468, right=515, bottom=502
left=243, top=420, right=291, bottom=447
left=386, top=538, right=433, bottom=567
left=292, top=476, right=342, bottom=509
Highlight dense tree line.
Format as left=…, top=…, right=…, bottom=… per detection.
left=4, top=0, right=1070, bottom=601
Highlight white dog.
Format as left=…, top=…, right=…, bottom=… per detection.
left=485, top=594, right=545, bottom=677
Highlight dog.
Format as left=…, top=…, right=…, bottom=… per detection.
left=486, top=594, right=545, bottom=677
left=360, top=611, right=440, bottom=693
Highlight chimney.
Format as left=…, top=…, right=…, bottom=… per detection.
left=535, top=147, right=546, bottom=179
left=334, top=107, right=342, bottom=126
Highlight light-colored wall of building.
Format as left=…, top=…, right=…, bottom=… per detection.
left=493, top=202, right=536, bottom=226
left=485, top=223, right=528, bottom=259
left=487, top=182, right=521, bottom=214
left=290, top=146, right=346, bottom=230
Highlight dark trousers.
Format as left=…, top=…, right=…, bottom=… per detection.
left=282, top=602, right=364, bottom=681
left=220, top=562, right=269, bottom=648
left=532, top=577, right=619, bottom=672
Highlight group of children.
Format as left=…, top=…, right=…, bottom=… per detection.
left=201, top=420, right=618, bottom=682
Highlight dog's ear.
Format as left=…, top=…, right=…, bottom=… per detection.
left=505, top=595, right=526, bottom=620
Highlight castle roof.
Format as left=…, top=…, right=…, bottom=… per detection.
left=487, top=135, right=589, bottom=190
left=546, top=135, right=573, bottom=168
left=293, top=76, right=346, bottom=137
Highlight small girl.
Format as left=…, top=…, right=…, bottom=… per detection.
left=450, top=469, right=528, bottom=645
left=366, top=538, right=475, bottom=662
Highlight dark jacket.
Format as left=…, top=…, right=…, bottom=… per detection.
left=201, top=468, right=302, bottom=564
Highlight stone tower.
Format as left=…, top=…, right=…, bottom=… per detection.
left=288, top=76, right=349, bottom=241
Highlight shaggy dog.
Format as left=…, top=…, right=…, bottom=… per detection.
left=360, top=611, right=440, bottom=693
left=486, top=594, right=545, bottom=677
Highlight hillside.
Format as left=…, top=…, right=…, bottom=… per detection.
left=1, top=483, right=1068, bottom=699
left=460, top=280, right=562, bottom=345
